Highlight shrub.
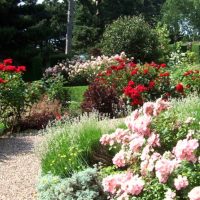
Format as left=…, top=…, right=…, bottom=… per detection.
left=0, top=58, right=29, bottom=131
left=90, top=58, right=183, bottom=110
left=19, top=95, right=62, bottom=130
left=81, top=81, right=123, bottom=118
left=43, top=75, right=69, bottom=105
left=38, top=113, right=124, bottom=177
left=99, top=97, right=199, bottom=200
left=37, top=168, right=106, bottom=200
left=101, top=16, right=160, bottom=62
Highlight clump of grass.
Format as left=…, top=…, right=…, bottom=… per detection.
left=38, top=112, right=124, bottom=177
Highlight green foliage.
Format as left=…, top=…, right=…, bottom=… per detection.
left=161, top=0, right=200, bottom=40
left=0, top=0, right=68, bottom=80
left=101, top=16, right=160, bottom=62
left=43, top=75, right=69, bottom=104
left=131, top=178, right=168, bottom=200
left=0, top=122, right=5, bottom=135
left=152, top=94, right=200, bottom=151
left=0, top=73, right=28, bottom=131
left=66, top=86, right=88, bottom=116
left=155, top=23, right=171, bottom=62
left=192, top=43, right=200, bottom=63
left=37, top=168, right=106, bottom=200
left=39, top=113, right=123, bottom=177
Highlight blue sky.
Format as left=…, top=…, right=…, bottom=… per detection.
left=37, top=0, right=63, bottom=3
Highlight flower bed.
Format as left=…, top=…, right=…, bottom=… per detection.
left=37, top=95, right=200, bottom=200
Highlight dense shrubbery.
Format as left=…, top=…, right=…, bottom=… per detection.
left=37, top=168, right=106, bottom=200
left=99, top=96, right=200, bottom=200
left=38, top=96, right=200, bottom=200
left=101, top=16, right=160, bottom=62
left=81, top=51, right=200, bottom=117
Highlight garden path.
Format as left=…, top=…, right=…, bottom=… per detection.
left=0, top=133, right=43, bottom=200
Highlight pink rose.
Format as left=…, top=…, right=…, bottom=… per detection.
left=188, top=186, right=200, bottom=200
left=174, top=175, right=189, bottom=190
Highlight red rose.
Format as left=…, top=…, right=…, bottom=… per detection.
left=129, top=62, right=137, bottom=68
left=3, top=65, right=17, bottom=72
left=143, top=69, right=149, bottom=74
left=135, top=84, right=147, bottom=93
left=148, top=81, right=155, bottom=89
left=0, top=64, right=5, bottom=71
left=3, top=58, right=13, bottom=65
left=131, top=98, right=143, bottom=106
left=128, top=80, right=135, bottom=87
left=106, top=69, right=112, bottom=76
left=131, top=68, right=138, bottom=76
left=159, top=72, right=170, bottom=77
left=16, top=65, right=26, bottom=72
left=160, top=63, right=167, bottom=68
left=111, top=65, right=117, bottom=70
left=0, top=78, right=6, bottom=83
left=175, top=83, right=184, bottom=93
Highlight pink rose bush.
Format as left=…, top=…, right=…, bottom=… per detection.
left=102, top=172, right=145, bottom=199
left=100, top=98, right=199, bottom=199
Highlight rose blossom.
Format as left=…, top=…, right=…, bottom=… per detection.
left=129, top=134, right=145, bottom=153
left=147, top=132, right=160, bottom=147
left=155, top=157, right=176, bottom=183
left=112, top=150, right=127, bottom=167
left=173, top=138, right=199, bottom=162
left=143, top=102, right=154, bottom=116
left=164, top=188, right=176, bottom=200
left=188, top=186, right=200, bottom=200
left=174, top=175, right=189, bottom=190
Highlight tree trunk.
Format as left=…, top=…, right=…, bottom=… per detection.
left=65, top=0, right=75, bottom=55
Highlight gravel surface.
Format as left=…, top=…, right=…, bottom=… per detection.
left=0, top=134, right=43, bottom=200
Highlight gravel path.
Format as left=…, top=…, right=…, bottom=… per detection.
left=0, top=134, right=43, bottom=200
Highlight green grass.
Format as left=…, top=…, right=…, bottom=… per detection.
left=65, top=86, right=88, bottom=116
left=66, top=86, right=88, bottom=102
left=38, top=112, right=124, bottom=178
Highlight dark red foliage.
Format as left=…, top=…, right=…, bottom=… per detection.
left=81, top=81, right=121, bottom=118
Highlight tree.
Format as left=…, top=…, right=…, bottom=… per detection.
left=65, top=0, right=75, bottom=54
left=161, top=0, right=200, bottom=41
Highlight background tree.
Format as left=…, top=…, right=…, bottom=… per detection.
left=161, top=0, right=200, bottom=41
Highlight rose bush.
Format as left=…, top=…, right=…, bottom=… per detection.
left=0, top=58, right=29, bottom=131
left=83, top=56, right=184, bottom=115
left=99, top=98, right=200, bottom=200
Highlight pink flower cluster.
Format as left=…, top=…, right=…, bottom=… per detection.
left=100, top=98, right=199, bottom=199
left=155, top=157, right=177, bottom=183
left=174, top=175, right=189, bottom=190
left=112, top=150, right=127, bottom=167
left=164, top=188, right=176, bottom=200
left=102, top=172, right=144, bottom=199
left=140, top=152, right=161, bottom=176
left=125, top=99, right=169, bottom=136
left=100, top=128, right=131, bottom=146
left=173, top=138, right=199, bottom=162
left=188, top=186, right=200, bottom=200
